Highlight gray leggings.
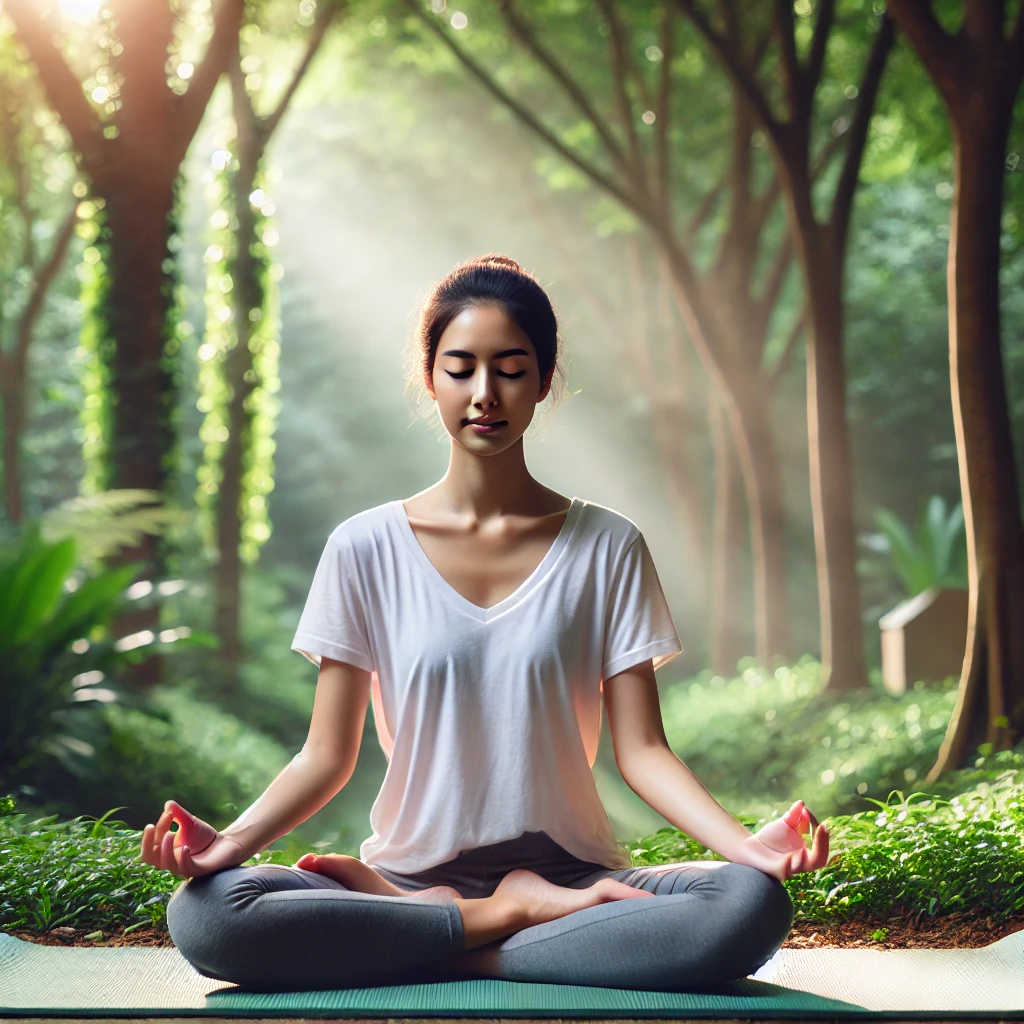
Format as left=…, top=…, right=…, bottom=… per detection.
left=167, top=830, right=793, bottom=992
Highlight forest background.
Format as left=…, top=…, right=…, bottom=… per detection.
left=1, top=0, right=1023, bottom=871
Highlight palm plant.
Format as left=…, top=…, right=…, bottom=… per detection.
left=0, top=490, right=192, bottom=794
left=861, top=495, right=968, bottom=599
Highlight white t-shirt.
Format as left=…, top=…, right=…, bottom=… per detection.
left=291, top=496, right=683, bottom=874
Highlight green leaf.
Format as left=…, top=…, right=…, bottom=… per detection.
left=0, top=534, right=79, bottom=649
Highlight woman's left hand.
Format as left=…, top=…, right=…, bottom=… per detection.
left=732, top=800, right=830, bottom=883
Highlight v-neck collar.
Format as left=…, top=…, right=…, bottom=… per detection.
left=389, top=496, right=584, bottom=623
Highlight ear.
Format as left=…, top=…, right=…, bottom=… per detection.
left=538, top=366, right=555, bottom=403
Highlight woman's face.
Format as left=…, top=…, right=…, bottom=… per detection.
left=428, top=303, right=551, bottom=453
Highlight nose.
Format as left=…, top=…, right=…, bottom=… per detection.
left=471, top=368, right=500, bottom=409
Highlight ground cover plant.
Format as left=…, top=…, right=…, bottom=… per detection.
left=659, top=656, right=968, bottom=823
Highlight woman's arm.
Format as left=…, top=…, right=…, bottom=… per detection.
left=603, top=660, right=828, bottom=879
left=219, top=656, right=371, bottom=857
left=603, top=660, right=751, bottom=857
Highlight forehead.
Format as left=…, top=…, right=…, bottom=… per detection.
left=439, top=304, right=534, bottom=358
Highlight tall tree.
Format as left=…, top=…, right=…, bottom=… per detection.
left=675, top=0, right=897, bottom=689
left=883, top=0, right=1024, bottom=778
left=4, top=0, right=245, bottom=686
left=399, top=0, right=823, bottom=668
left=203, top=0, right=343, bottom=693
left=0, top=70, right=77, bottom=526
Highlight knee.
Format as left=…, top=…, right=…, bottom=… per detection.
left=714, top=863, right=794, bottom=974
left=166, top=868, right=255, bottom=980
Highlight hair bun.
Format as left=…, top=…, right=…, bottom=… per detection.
left=475, top=253, right=523, bottom=271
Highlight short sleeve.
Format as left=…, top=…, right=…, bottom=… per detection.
left=291, top=530, right=374, bottom=673
left=602, top=532, right=683, bottom=681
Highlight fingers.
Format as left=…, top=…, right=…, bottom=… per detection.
left=812, top=821, right=830, bottom=869
left=176, top=843, right=196, bottom=878
left=160, top=828, right=180, bottom=876
left=141, top=809, right=172, bottom=867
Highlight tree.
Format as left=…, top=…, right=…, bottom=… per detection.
left=197, top=0, right=343, bottom=693
left=3, top=0, right=245, bottom=685
left=0, top=67, right=77, bottom=526
left=398, top=0, right=821, bottom=668
left=883, top=0, right=1024, bottom=779
left=675, top=0, right=897, bottom=690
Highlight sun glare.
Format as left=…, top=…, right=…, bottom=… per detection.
left=54, top=0, right=105, bottom=22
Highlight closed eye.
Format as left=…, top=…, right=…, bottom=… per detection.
left=446, top=370, right=526, bottom=379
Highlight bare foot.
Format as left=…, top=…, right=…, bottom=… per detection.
left=294, top=853, right=441, bottom=898
left=406, top=884, right=463, bottom=903
left=439, top=870, right=655, bottom=978
left=493, top=867, right=655, bottom=928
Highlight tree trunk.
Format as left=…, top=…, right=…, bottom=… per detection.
left=926, top=84, right=1024, bottom=780
left=1, top=381, right=25, bottom=525
left=775, top=157, right=867, bottom=692
left=660, top=251, right=794, bottom=667
left=102, top=179, right=180, bottom=687
left=708, top=391, right=746, bottom=674
left=727, top=359, right=793, bottom=666
left=212, top=151, right=262, bottom=692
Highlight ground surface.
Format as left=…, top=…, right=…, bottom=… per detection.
left=7, top=908, right=1024, bottom=951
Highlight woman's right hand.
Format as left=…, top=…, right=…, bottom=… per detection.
left=140, top=799, right=249, bottom=879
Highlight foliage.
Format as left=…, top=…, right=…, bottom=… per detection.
left=20, top=684, right=293, bottom=830
left=77, top=197, right=117, bottom=496
left=196, top=143, right=282, bottom=567
left=627, top=762, right=1024, bottom=925
left=861, top=494, right=968, bottom=599
left=0, top=519, right=141, bottom=794
left=0, top=491, right=212, bottom=800
left=36, top=489, right=193, bottom=569
left=0, top=796, right=310, bottom=934
left=658, top=657, right=963, bottom=822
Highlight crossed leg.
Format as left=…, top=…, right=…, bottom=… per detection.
left=167, top=858, right=792, bottom=992
left=446, top=859, right=794, bottom=991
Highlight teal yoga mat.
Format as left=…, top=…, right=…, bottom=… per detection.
left=2, top=930, right=1023, bottom=1017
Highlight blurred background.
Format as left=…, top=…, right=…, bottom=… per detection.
left=1, top=0, right=1022, bottom=858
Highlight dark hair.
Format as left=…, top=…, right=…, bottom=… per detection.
left=403, top=254, right=570, bottom=430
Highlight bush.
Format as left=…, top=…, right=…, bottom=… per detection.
left=20, top=685, right=292, bottom=829
left=659, top=656, right=962, bottom=820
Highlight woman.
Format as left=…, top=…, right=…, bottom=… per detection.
left=143, top=254, right=829, bottom=993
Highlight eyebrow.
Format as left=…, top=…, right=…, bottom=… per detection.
left=441, top=348, right=530, bottom=359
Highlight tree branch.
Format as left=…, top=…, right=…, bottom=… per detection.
left=495, top=0, right=633, bottom=183
left=674, top=0, right=783, bottom=141
left=772, top=0, right=804, bottom=122
left=653, top=2, right=675, bottom=219
left=767, top=304, right=805, bottom=385
left=264, top=0, right=346, bottom=140
left=755, top=230, right=792, bottom=329
left=14, top=203, right=78, bottom=372
left=963, top=0, right=1005, bottom=45
left=805, top=0, right=836, bottom=99
left=175, top=0, right=246, bottom=160
left=686, top=174, right=726, bottom=242
left=829, top=11, right=897, bottom=254
left=3, top=0, right=104, bottom=168
left=593, top=0, right=649, bottom=187
left=402, top=0, right=647, bottom=219
left=883, top=0, right=958, bottom=88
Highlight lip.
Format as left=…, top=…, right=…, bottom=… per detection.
left=468, top=420, right=507, bottom=433
left=466, top=417, right=506, bottom=426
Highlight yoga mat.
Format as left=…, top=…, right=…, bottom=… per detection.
left=1, top=930, right=1022, bottom=1017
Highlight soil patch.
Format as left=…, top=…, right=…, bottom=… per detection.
left=8, top=909, right=1024, bottom=951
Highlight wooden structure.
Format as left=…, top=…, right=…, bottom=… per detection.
left=879, top=587, right=969, bottom=696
